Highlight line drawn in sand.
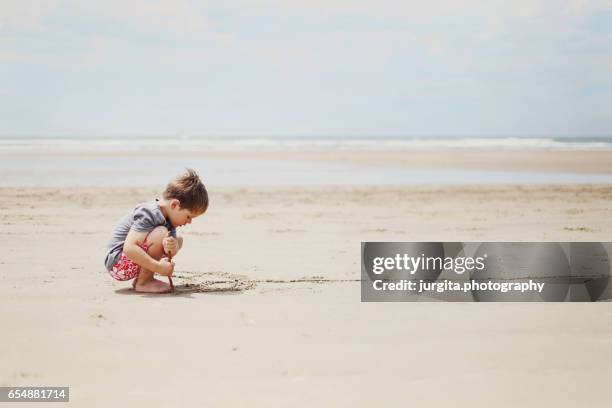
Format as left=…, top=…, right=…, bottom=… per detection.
left=173, top=271, right=257, bottom=293
left=119, top=271, right=360, bottom=295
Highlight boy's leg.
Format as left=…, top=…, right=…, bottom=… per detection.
left=134, top=226, right=172, bottom=293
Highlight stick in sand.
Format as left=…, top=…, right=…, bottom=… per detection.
left=168, top=249, right=175, bottom=292
left=166, top=230, right=175, bottom=292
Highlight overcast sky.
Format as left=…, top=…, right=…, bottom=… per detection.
left=1, top=0, right=611, bottom=137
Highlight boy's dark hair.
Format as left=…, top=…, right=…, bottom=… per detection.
left=163, top=168, right=209, bottom=214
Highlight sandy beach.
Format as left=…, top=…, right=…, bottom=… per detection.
left=4, top=0, right=612, bottom=403
left=1, top=146, right=612, bottom=407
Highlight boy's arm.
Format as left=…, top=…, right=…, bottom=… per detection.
left=123, top=229, right=165, bottom=274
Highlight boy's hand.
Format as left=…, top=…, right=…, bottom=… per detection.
left=157, top=257, right=175, bottom=276
left=162, top=231, right=179, bottom=256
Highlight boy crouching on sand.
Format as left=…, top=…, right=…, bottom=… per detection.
left=104, top=169, right=208, bottom=293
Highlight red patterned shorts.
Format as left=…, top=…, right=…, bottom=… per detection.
left=109, top=242, right=150, bottom=281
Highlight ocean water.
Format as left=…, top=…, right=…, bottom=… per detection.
left=1, top=136, right=611, bottom=187
left=1, top=154, right=612, bottom=187
left=1, top=135, right=612, bottom=152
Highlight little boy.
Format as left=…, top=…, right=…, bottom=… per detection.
left=104, top=169, right=208, bottom=293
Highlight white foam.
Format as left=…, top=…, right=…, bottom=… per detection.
left=1, top=136, right=611, bottom=153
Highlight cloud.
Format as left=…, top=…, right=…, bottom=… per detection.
left=0, top=0, right=210, bottom=35
left=2, top=0, right=611, bottom=35
left=1, top=0, right=612, bottom=135
left=65, top=0, right=212, bottom=38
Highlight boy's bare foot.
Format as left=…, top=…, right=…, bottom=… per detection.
left=134, top=278, right=172, bottom=294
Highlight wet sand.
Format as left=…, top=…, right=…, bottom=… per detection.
left=196, top=148, right=612, bottom=174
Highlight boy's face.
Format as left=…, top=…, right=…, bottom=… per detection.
left=168, top=199, right=203, bottom=228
